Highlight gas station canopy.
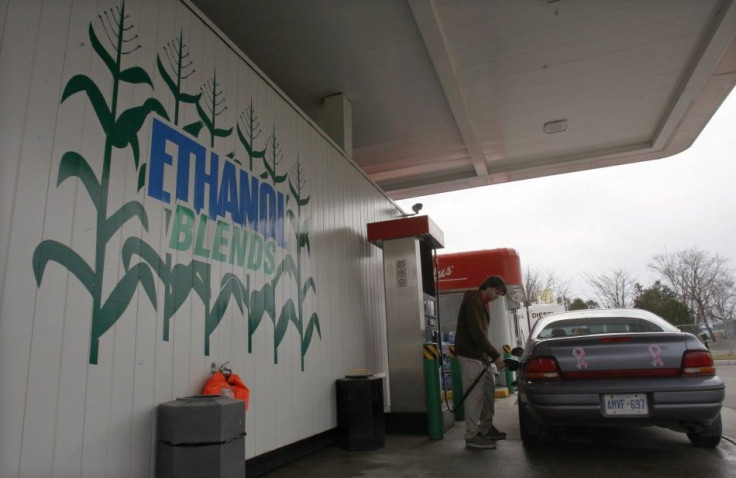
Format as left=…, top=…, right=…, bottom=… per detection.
left=437, top=249, right=523, bottom=291
left=191, top=0, right=736, bottom=200
left=367, top=215, right=445, bottom=249
left=437, top=249, right=527, bottom=306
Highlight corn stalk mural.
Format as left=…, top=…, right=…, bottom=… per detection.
left=186, top=71, right=233, bottom=148
left=32, top=2, right=166, bottom=364
left=252, top=127, right=295, bottom=364
left=122, top=243, right=210, bottom=341
left=31, top=1, right=321, bottom=369
left=121, top=240, right=248, bottom=356
left=237, top=99, right=266, bottom=171
left=157, top=29, right=200, bottom=127
left=234, top=105, right=294, bottom=358
left=285, top=158, right=321, bottom=371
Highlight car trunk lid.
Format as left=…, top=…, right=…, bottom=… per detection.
left=547, top=333, right=688, bottom=378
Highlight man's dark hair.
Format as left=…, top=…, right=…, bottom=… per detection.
left=479, top=275, right=506, bottom=295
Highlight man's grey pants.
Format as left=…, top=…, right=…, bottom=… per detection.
left=458, top=356, right=495, bottom=440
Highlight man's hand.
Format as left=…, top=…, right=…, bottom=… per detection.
left=494, top=355, right=505, bottom=371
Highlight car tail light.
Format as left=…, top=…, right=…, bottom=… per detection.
left=524, top=356, right=560, bottom=380
left=599, top=336, right=632, bottom=343
left=681, top=350, right=716, bottom=376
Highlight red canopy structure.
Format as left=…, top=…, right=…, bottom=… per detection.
left=437, top=248, right=522, bottom=293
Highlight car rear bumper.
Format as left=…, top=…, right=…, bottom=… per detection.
left=519, top=376, right=725, bottom=426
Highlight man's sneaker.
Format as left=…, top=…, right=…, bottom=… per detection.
left=483, top=426, right=507, bottom=441
left=465, top=434, right=496, bottom=449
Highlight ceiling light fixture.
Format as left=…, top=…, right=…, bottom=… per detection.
left=543, top=119, right=568, bottom=134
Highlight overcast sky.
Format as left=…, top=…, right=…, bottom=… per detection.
left=396, top=89, right=736, bottom=300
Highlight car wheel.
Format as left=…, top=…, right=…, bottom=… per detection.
left=687, top=413, right=722, bottom=448
left=518, top=401, right=545, bottom=446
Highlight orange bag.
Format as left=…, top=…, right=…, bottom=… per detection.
left=202, top=371, right=250, bottom=411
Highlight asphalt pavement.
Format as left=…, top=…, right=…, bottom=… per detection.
left=716, top=361, right=736, bottom=409
left=263, top=362, right=736, bottom=477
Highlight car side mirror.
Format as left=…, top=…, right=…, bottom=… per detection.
left=511, top=346, right=524, bottom=357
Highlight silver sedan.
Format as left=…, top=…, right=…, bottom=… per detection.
left=514, top=308, right=725, bottom=447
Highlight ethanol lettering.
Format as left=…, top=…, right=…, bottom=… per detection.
left=147, top=118, right=286, bottom=271
left=167, top=205, right=276, bottom=273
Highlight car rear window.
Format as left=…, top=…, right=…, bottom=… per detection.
left=537, top=317, right=664, bottom=338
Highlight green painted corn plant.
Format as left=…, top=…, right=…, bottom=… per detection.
left=186, top=71, right=233, bottom=148
left=205, top=273, right=248, bottom=356
left=244, top=275, right=273, bottom=353
left=121, top=238, right=210, bottom=341
left=122, top=235, right=248, bottom=355
left=237, top=98, right=266, bottom=171
left=157, top=29, right=200, bottom=126
left=32, top=2, right=168, bottom=364
left=284, top=157, right=321, bottom=370
left=260, top=126, right=287, bottom=185
left=254, top=126, right=297, bottom=362
left=243, top=256, right=297, bottom=361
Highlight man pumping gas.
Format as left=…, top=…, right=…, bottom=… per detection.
left=454, top=275, right=507, bottom=449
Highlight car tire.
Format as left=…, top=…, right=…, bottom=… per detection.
left=518, top=401, right=545, bottom=446
left=687, top=413, right=722, bottom=448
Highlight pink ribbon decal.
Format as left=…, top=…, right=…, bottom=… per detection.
left=649, top=344, right=664, bottom=367
left=572, top=347, right=588, bottom=369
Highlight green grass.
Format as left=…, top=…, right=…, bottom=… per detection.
left=713, top=354, right=736, bottom=360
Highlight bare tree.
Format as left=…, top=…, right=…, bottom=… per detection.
left=650, top=247, right=735, bottom=338
left=712, top=275, right=736, bottom=325
left=523, top=265, right=551, bottom=305
left=523, top=265, right=572, bottom=307
left=583, top=269, right=637, bottom=308
left=555, top=281, right=574, bottom=310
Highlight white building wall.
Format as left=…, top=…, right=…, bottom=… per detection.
left=0, top=1, right=397, bottom=476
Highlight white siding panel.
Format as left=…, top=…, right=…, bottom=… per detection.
left=0, top=1, right=50, bottom=475
left=0, top=0, right=399, bottom=475
left=15, top=1, right=74, bottom=476
left=0, top=0, right=13, bottom=302
left=49, top=1, right=108, bottom=472
left=129, top=0, right=168, bottom=474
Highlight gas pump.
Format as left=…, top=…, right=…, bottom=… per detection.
left=367, top=215, right=453, bottom=435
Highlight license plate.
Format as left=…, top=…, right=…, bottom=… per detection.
left=603, top=393, right=648, bottom=416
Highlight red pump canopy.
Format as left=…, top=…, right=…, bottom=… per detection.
left=437, top=248, right=522, bottom=292
left=367, top=215, right=444, bottom=249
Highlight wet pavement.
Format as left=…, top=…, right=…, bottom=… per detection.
left=263, top=364, right=736, bottom=477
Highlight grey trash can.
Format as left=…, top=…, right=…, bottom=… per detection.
left=157, top=395, right=245, bottom=478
